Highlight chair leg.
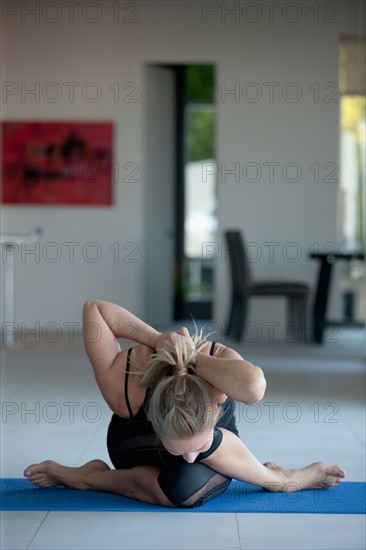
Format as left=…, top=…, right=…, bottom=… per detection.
left=296, top=297, right=307, bottom=342
left=287, top=297, right=296, bottom=341
left=226, top=294, right=247, bottom=342
left=236, top=297, right=248, bottom=342
left=226, top=296, right=236, bottom=338
left=300, top=296, right=308, bottom=342
left=288, top=296, right=307, bottom=342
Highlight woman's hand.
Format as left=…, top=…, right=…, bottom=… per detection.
left=176, top=326, right=195, bottom=351
left=155, top=327, right=195, bottom=352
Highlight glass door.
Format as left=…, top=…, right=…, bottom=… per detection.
left=179, top=65, right=217, bottom=320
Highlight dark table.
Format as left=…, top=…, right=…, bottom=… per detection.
left=309, top=250, right=365, bottom=344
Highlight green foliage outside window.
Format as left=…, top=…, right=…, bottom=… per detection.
left=186, top=109, right=215, bottom=162
left=185, top=65, right=215, bottom=104
left=185, top=65, right=215, bottom=162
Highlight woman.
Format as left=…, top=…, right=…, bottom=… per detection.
left=24, top=300, right=346, bottom=508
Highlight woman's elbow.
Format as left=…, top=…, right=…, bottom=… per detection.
left=83, top=299, right=99, bottom=312
left=254, top=376, right=267, bottom=403
left=245, top=373, right=267, bottom=404
left=83, top=300, right=99, bottom=323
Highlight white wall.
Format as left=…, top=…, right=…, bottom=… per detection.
left=0, top=1, right=364, bottom=338
left=142, top=66, right=175, bottom=326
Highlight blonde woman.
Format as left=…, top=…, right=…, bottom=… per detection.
left=24, top=300, right=346, bottom=508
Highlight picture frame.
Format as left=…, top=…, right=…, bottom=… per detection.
left=2, top=121, right=113, bottom=205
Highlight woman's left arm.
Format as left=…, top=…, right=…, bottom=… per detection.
left=195, top=344, right=266, bottom=404
left=201, top=428, right=276, bottom=489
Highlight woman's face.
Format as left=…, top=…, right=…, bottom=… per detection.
left=161, top=429, right=214, bottom=463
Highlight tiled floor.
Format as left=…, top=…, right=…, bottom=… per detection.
left=1, top=328, right=365, bottom=550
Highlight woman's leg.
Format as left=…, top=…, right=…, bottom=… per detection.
left=23, top=459, right=174, bottom=507
left=261, top=461, right=346, bottom=492
left=157, top=460, right=232, bottom=507
left=103, top=462, right=231, bottom=508
left=23, top=458, right=230, bottom=508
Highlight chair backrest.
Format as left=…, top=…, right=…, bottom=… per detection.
left=224, top=231, right=252, bottom=295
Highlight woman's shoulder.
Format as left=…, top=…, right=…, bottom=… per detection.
left=131, top=343, right=155, bottom=366
left=199, top=340, right=243, bottom=359
left=197, top=340, right=223, bottom=356
left=101, top=344, right=153, bottom=418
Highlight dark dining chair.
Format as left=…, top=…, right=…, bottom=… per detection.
left=224, top=231, right=310, bottom=342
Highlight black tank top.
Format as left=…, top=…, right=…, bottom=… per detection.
left=123, top=341, right=238, bottom=459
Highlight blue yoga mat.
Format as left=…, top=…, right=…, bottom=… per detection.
left=1, top=479, right=365, bottom=513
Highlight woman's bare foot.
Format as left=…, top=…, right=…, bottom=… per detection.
left=23, top=459, right=110, bottom=490
left=263, top=461, right=347, bottom=492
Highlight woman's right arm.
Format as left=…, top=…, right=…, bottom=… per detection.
left=83, top=300, right=161, bottom=373
left=194, top=346, right=266, bottom=404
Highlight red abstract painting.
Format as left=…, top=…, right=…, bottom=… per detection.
left=2, top=122, right=113, bottom=205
